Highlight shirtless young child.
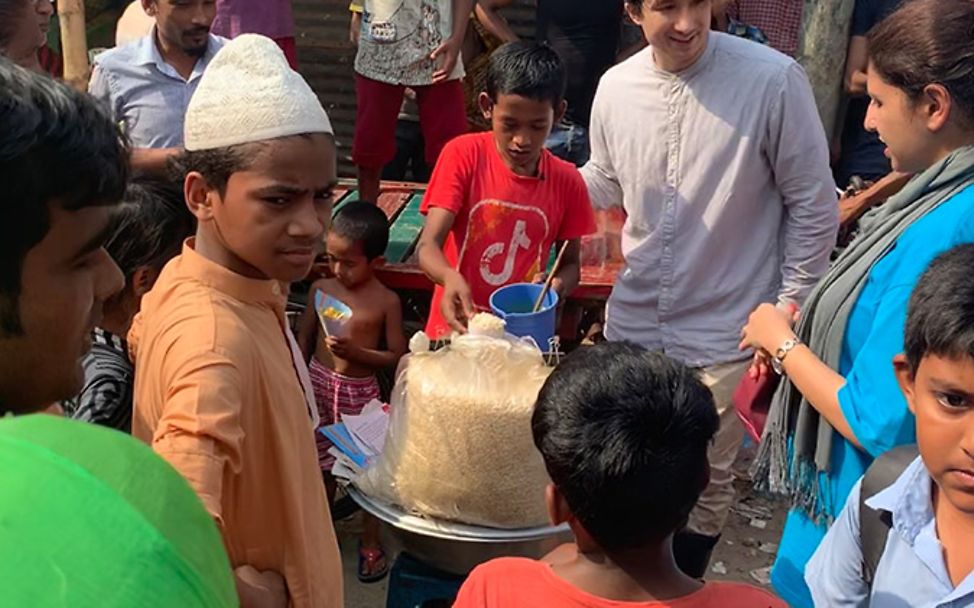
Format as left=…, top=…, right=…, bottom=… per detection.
left=298, top=200, right=406, bottom=583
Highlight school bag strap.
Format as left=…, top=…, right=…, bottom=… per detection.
left=859, top=444, right=920, bottom=587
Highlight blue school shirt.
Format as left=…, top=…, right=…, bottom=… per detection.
left=770, top=184, right=974, bottom=608
left=806, top=457, right=974, bottom=606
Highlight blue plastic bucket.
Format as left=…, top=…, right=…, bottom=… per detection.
left=489, top=283, right=558, bottom=351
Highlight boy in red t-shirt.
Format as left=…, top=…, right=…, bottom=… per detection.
left=417, top=41, right=596, bottom=338
left=454, top=342, right=787, bottom=608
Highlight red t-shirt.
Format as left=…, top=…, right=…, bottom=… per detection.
left=453, top=558, right=787, bottom=608
left=420, top=132, right=596, bottom=338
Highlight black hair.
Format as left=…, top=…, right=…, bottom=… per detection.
left=330, top=201, right=390, bottom=260
left=869, top=0, right=974, bottom=128
left=532, top=342, right=719, bottom=552
left=170, top=133, right=334, bottom=196
left=485, top=41, right=567, bottom=108
left=904, top=244, right=974, bottom=372
left=105, top=177, right=196, bottom=283
left=169, top=144, right=250, bottom=197
left=0, top=57, right=129, bottom=335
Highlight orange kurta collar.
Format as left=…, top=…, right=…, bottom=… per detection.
left=177, top=239, right=286, bottom=309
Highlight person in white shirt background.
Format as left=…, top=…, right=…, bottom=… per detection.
left=581, top=0, right=838, bottom=577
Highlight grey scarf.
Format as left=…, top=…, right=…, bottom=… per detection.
left=752, top=146, right=974, bottom=521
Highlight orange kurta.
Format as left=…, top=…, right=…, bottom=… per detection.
left=132, top=241, right=343, bottom=608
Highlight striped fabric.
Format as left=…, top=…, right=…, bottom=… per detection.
left=309, top=358, right=380, bottom=471
left=61, top=328, right=134, bottom=433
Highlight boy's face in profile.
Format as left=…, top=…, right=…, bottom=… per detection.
left=190, top=134, right=337, bottom=283
left=480, top=92, right=566, bottom=177
left=896, top=353, right=974, bottom=514
left=0, top=205, right=123, bottom=413
left=325, top=232, right=380, bottom=289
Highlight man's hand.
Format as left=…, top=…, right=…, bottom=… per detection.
left=235, top=566, right=287, bottom=608
left=441, top=271, right=475, bottom=333
left=326, top=335, right=358, bottom=359
left=431, top=35, right=463, bottom=83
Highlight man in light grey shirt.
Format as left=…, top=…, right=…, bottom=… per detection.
left=582, top=0, right=837, bottom=576
left=89, top=0, right=226, bottom=175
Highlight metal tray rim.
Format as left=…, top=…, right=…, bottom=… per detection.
left=348, top=486, right=571, bottom=543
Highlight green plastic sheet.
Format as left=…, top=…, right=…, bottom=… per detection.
left=0, top=415, right=237, bottom=607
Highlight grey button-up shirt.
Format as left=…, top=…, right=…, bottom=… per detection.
left=89, top=30, right=227, bottom=149
left=582, top=33, right=838, bottom=367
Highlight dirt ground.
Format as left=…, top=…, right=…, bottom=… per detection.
left=339, top=441, right=788, bottom=606
left=708, top=442, right=788, bottom=588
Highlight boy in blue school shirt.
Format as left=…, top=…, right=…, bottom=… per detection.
left=805, top=244, right=974, bottom=607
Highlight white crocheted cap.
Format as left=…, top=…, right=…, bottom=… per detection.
left=184, top=34, right=333, bottom=151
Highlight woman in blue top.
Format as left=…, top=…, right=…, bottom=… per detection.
left=739, top=1, right=974, bottom=605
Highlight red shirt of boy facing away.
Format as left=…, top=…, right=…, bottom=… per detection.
left=455, top=557, right=785, bottom=607
left=454, top=342, right=786, bottom=608
left=420, top=130, right=595, bottom=339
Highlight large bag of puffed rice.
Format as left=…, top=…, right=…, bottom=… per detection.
left=356, top=315, right=552, bottom=528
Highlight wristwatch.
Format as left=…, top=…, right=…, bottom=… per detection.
left=772, top=337, right=802, bottom=375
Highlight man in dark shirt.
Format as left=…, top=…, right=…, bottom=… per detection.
left=834, top=0, right=904, bottom=188
left=537, top=0, right=625, bottom=166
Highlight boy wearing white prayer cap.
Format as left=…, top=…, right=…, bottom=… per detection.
left=131, top=34, right=343, bottom=608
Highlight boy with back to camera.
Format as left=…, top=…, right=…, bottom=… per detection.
left=297, top=200, right=407, bottom=583
left=454, top=341, right=786, bottom=607
left=806, top=244, right=974, bottom=606
left=416, top=41, right=596, bottom=339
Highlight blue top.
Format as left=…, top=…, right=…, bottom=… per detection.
left=806, top=457, right=974, bottom=607
left=770, top=183, right=974, bottom=607
left=88, top=30, right=226, bottom=148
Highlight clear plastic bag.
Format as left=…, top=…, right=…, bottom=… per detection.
left=357, top=333, right=552, bottom=529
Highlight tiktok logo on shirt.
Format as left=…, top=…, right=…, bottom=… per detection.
left=481, top=220, right=531, bottom=286
left=459, top=199, right=551, bottom=294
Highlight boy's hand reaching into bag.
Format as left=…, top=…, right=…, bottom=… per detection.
left=442, top=270, right=475, bottom=333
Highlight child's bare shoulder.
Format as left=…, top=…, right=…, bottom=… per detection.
left=380, top=282, right=400, bottom=304
left=308, top=277, right=342, bottom=296
left=369, top=280, right=400, bottom=311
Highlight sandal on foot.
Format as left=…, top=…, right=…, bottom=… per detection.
left=357, top=544, right=389, bottom=583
